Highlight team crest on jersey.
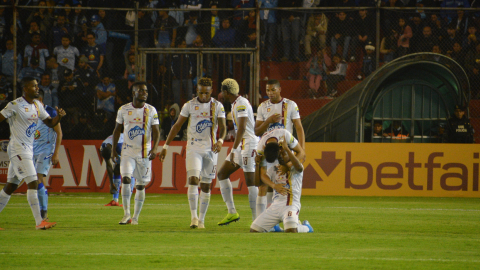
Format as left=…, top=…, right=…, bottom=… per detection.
left=267, top=122, right=285, bottom=132
left=195, top=106, right=199, bottom=110
left=201, top=112, right=208, bottom=116
left=133, top=117, right=141, bottom=122
left=196, top=119, right=212, bottom=133
left=267, top=108, right=271, bottom=112
left=128, top=111, right=132, bottom=115
left=128, top=126, right=145, bottom=140
left=237, top=105, right=246, bottom=112
left=26, top=122, right=37, bottom=137
left=25, top=108, right=29, bottom=112
left=34, top=130, right=41, bottom=140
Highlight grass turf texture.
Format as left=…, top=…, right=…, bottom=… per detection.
left=1, top=193, right=480, bottom=269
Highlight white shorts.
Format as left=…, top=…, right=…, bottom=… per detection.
left=34, top=152, right=53, bottom=176
left=250, top=202, right=300, bottom=232
left=225, top=139, right=257, bottom=172
left=186, top=150, right=217, bottom=179
left=120, top=155, right=151, bottom=186
left=7, top=155, right=38, bottom=185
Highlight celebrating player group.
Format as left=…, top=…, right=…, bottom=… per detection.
left=0, top=76, right=313, bottom=233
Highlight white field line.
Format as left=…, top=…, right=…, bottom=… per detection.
left=0, top=252, right=479, bottom=263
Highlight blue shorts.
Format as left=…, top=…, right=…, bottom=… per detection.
left=34, top=152, right=53, bottom=176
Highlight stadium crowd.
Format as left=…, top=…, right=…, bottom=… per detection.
left=0, top=0, right=479, bottom=140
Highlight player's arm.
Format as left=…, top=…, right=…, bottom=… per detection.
left=111, top=122, right=122, bottom=162
left=281, top=140, right=303, bottom=172
left=149, top=124, right=160, bottom=160
left=233, top=116, right=247, bottom=150
left=213, top=117, right=226, bottom=153
left=159, top=115, right=188, bottom=162
left=291, top=143, right=306, bottom=163
left=51, top=122, right=63, bottom=165
left=43, top=107, right=66, bottom=128
left=293, top=118, right=305, bottom=149
left=260, top=167, right=288, bottom=195
left=254, top=114, right=282, bottom=136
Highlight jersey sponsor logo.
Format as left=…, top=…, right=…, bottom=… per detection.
left=44, top=153, right=53, bottom=160
left=267, top=122, right=285, bottom=132
left=153, top=114, right=158, bottom=120
left=196, top=119, right=213, bottom=133
left=128, top=126, right=145, bottom=140
left=34, top=130, right=41, bottom=140
left=295, top=106, right=299, bottom=112
left=26, top=122, right=37, bottom=137
left=237, top=105, right=246, bottom=112
left=220, top=107, right=225, bottom=112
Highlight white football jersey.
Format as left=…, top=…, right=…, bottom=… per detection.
left=267, top=163, right=303, bottom=208
left=256, top=98, right=300, bottom=135
left=257, top=129, right=298, bottom=159
left=116, top=102, right=159, bottom=158
left=1, top=97, right=50, bottom=158
left=231, top=96, right=256, bottom=140
left=180, top=97, right=225, bottom=151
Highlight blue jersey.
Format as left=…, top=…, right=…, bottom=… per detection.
left=101, top=134, right=124, bottom=155
left=33, top=105, right=57, bottom=155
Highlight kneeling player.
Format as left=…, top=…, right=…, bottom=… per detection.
left=250, top=140, right=313, bottom=233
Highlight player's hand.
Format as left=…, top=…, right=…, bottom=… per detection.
left=111, top=150, right=119, bottom=164
left=279, top=138, right=288, bottom=150
left=55, top=107, right=66, bottom=118
left=269, top=113, right=282, bottom=124
left=229, top=150, right=237, bottom=166
left=212, top=141, right=223, bottom=153
left=274, top=183, right=288, bottom=195
left=148, top=149, right=157, bottom=160
left=278, top=165, right=289, bottom=176
left=255, top=153, right=263, bottom=164
left=158, top=149, right=167, bottom=162
left=52, top=153, right=59, bottom=165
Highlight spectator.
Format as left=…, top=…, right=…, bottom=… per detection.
left=137, top=8, right=154, bottom=48
left=225, top=112, right=235, bottom=142
left=26, top=1, right=52, bottom=33
left=409, top=13, right=424, bottom=41
left=431, top=44, right=443, bottom=62
left=384, top=120, right=409, bottom=139
left=447, top=42, right=466, bottom=65
left=71, top=3, right=87, bottom=41
left=90, top=14, right=107, bottom=49
left=452, top=8, right=473, bottom=37
left=442, top=24, right=462, bottom=52
left=171, top=38, right=193, bottom=105
left=413, top=26, right=437, bottom=53
left=24, top=20, right=46, bottom=46
left=74, top=17, right=89, bottom=49
left=81, top=32, right=105, bottom=77
left=463, top=25, right=479, bottom=52
left=325, top=54, right=347, bottom=98
left=212, top=18, right=236, bottom=89
left=24, top=32, right=49, bottom=70
left=0, top=8, right=6, bottom=47
left=38, top=73, right=58, bottom=108
left=199, top=3, right=222, bottom=47
left=279, top=0, right=302, bottom=62
left=373, top=120, right=384, bottom=136
left=46, top=56, right=67, bottom=90
left=306, top=48, right=331, bottom=98
left=75, top=55, right=98, bottom=99
left=154, top=10, right=179, bottom=64
left=98, top=9, right=116, bottom=76
left=160, top=103, right=187, bottom=141
left=50, top=14, right=70, bottom=49
left=304, top=13, right=328, bottom=59
left=124, top=54, right=136, bottom=89
left=428, top=13, right=447, bottom=43
left=18, top=57, right=44, bottom=83
left=329, top=11, right=353, bottom=61
left=184, top=11, right=200, bottom=46
left=1, top=39, right=22, bottom=78
left=350, top=8, right=374, bottom=62
left=124, top=44, right=135, bottom=76
left=239, top=10, right=257, bottom=47
left=395, top=17, right=412, bottom=57
left=53, top=35, right=80, bottom=71
left=66, top=111, right=93, bottom=140
left=465, top=43, right=480, bottom=98
left=359, top=42, right=376, bottom=79
left=440, top=0, right=470, bottom=21
left=258, top=0, right=277, bottom=61
left=58, top=68, right=84, bottom=132
left=380, top=28, right=397, bottom=63
left=232, top=0, right=255, bottom=32
left=95, top=74, right=116, bottom=121
left=444, top=104, right=474, bottom=143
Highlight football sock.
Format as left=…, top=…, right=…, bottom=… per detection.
left=132, top=188, right=145, bottom=221
left=121, top=183, right=132, bottom=216
left=247, top=186, right=258, bottom=220
left=297, top=224, right=310, bottom=233
left=130, top=178, right=136, bottom=192
left=256, top=195, right=267, bottom=218
left=37, top=183, right=48, bottom=211
left=113, top=176, right=121, bottom=201
left=187, top=185, right=199, bottom=220
left=198, top=191, right=211, bottom=222
left=219, top=179, right=236, bottom=214
left=0, top=189, right=11, bottom=213
left=266, top=192, right=273, bottom=208
left=27, top=189, right=43, bottom=226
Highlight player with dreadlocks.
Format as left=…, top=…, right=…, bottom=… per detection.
left=159, top=77, right=226, bottom=229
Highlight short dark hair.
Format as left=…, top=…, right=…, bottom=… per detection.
left=266, top=79, right=280, bottom=88
left=198, top=77, right=213, bottom=87
left=132, top=81, right=148, bottom=91
left=21, top=77, right=37, bottom=89
left=264, top=142, right=280, bottom=163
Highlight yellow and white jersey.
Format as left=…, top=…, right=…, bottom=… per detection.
left=256, top=98, right=300, bottom=135
left=1, top=97, right=50, bottom=159
left=256, top=129, right=298, bottom=168
left=116, top=102, right=159, bottom=158
left=231, top=96, right=256, bottom=141
left=267, top=163, right=303, bottom=208
left=180, top=97, right=225, bottom=152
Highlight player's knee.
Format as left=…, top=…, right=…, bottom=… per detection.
left=3, top=183, right=18, bottom=195
left=284, top=228, right=298, bottom=233
left=101, top=145, right=112, bottom=160
left=199, top=182, right=211, bottom=193
left=188, top=176, right=200, bottom=185
left=122, top=177, right=131, bottom=184
left=284, top=222, right=298, bottom=232
left=136, top=185, right=145, bottom=190
left=250, top=228, right=259, bottom=233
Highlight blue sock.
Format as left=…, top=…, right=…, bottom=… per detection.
left=37, top=183, right=48, bottom=211
left=131, top=178, right=136, bottom=192
left=113, top=175, right=121, bottom=200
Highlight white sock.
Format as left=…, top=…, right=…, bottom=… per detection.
left=187, top=185, right=199, bottom=219
left=256, top=195, right=267, bottom=218
left=27, top=189, right=43, bottom=225
left=132, top=188, right=145, bottom=220
left=198, top=191, right=211, bottom=223
left=219, top=179, right=236, bottom=214
left=297, top=224, right=310, bottom=233
left=266, top=191, right=273, bottom=208
left=0, top=189, right=11, bottom=213
left=247, top=186, right=258, bottom=221
left=121, top=183, right=132, bottom=216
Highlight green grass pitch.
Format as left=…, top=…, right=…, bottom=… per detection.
left=0, top=193, right=479, bottom=269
